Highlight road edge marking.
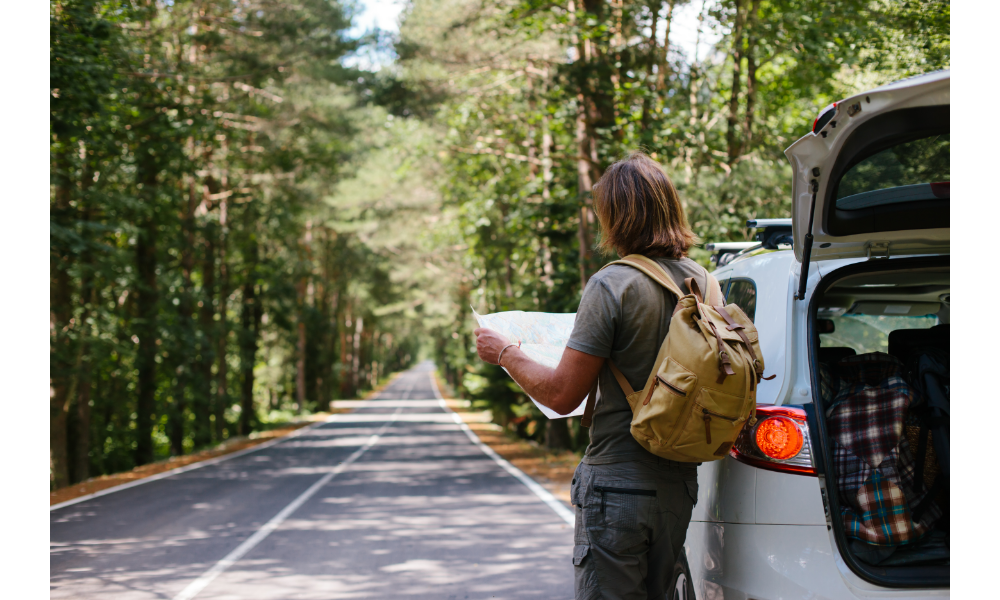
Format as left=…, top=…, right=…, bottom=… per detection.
left=428, top=370, right=575, bottom=526
left=50, top=418, right=341, bottom=512
left=51, top=379, right=419, bottom=512
left=171, top=407, right=403, bottom=600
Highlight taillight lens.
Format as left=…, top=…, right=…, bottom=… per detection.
left=755, top=417, right=803, bottom=460
left=730, top=405, right=816, bottom=476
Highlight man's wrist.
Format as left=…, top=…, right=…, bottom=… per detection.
left=497, top=341, right=521, bottom=367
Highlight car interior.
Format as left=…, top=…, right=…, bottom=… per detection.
left=812, top=262, right=949, bottom=584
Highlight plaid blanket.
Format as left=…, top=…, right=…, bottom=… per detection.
left=828, top=353, right=941, bottom=546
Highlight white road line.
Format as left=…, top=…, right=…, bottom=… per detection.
left=428, top=371, right=576, bottom=526
left=172, top=406, right=404, bottom=600
left=51, top=375, right=410, bottom=512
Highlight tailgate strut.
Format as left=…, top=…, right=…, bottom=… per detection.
left=795, top=173, right=820, bottom=301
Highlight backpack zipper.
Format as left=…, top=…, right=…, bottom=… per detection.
left=656, top=374, right=687, bottom=396
left=701, top=407, right=740, bottom=445
left=593, top=485, right=657, bottom=513
left=644, top=376, right=690, bottom=406
left=643, top=379, right=659, bottom=406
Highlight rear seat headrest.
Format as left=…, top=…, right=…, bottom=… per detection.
left=818, top=347, right=857, bottom=365
left=837, top=352, right=907, bottom=387
left=888, top=324, right=950, bottom=364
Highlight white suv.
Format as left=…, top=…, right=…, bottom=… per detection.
left=677, top=71, right=949, bottom=599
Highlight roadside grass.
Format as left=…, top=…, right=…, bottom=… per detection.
left=50, top=371, right=405, bottom=507
left=433, top=371, right=580, bottom=506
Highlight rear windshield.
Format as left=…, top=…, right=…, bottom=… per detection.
left=820, top=315, right=939, bottom=354
left=835, top=133, right=949, bottom=211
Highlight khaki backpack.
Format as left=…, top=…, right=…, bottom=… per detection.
left=581, top=255, right=770, bottom=463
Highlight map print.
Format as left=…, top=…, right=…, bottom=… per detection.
left=473, top=309, right=587, bottom=419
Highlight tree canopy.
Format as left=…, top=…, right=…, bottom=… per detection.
left=50, top=0, right=949, bottom=487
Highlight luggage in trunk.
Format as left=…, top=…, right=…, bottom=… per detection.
left=825, top=353, right=943, bottom=551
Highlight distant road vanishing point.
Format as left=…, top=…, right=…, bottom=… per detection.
left=51, top=362, right=574, bottom=599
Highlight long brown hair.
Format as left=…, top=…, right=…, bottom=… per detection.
left=592, top=151, right=699, bottom=258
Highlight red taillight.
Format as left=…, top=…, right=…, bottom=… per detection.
left=756, top=417, right=803, bottom=460
left=730, top=405, right=816, bottom=476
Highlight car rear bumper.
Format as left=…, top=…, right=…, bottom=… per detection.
left=684, top=521, right=949, bottom=600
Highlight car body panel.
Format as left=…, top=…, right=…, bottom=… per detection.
left=691, top=457, right=756, bottom=524
left=754, top=468, right=826, bottom=525
left=683, top=522, right=950, bottom=600
left=785, top=70, right=949, bottom=263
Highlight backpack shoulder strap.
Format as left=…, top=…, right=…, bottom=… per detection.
left=706, top=273, right=724, bottom=306
left=684, top=277, right=705, bottom=303
left=601, top=254, right=687, bottom=300
left=685, top=272, right=725, bottom=306
left=608, top=361, right=635, bottom=395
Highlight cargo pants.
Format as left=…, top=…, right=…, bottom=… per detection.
left=571, top=459, right=698, bottom=600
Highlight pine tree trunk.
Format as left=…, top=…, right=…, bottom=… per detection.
left=319, top=231, right=336, bottom=409
left=743, top=0, right=761, bottom=153
left=169, top=177, right=198, bottom=456
left=239, top=239, right=261, bottom=436
left=658, top=1, right=676, bottom=91
left=352, top=317, right=363, bottom=395
left=215, top=225, right=229, bottom=442
left=640, top=1, right=660, bottom=133
left=340, top=309, right=351, bottom=398
left=296, top=276, right=307, bottom=412
left=134, top=149, right=159, bottom=466
left=75, top=360, right=92, bottom=482
left=726, top=0, right=746, bottom=164
left=194, top=221, right=216, bottom=448
left=51, top=147, right=74, bottom=489
left=576, top=97, right=594, bottom=291
left=73, top=284, right=96, bottom=482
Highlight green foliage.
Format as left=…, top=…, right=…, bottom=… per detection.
left=391, top=0, right=950, bottom=448
left=51, top=0, right=950, bottom=483
left=49, top=0, right=424, bottom=488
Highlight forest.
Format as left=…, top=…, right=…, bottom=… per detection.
left=50, top=0, right=949, bottom=488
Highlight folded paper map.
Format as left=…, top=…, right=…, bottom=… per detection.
left=473, top=308, right=586, bottom=419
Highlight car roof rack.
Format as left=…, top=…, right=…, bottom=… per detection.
left=706, top=242, right=760, bottom=267
left=747, top=218, right=793, bottom=250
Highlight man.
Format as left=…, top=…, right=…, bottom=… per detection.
left=475, top=151, right=714, bottom=600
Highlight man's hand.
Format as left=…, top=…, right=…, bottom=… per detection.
left=474, top=327, right=513, bottom=365
left=473, top=327, right=604, bottom=416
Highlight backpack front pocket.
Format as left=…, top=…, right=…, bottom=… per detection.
left=652, top=358, right=698, bottom=402
left=632, top=358, right=699, bottom=445
left=670, top=387, right=749, bottom=460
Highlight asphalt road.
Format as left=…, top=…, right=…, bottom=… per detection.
left=50, top=362, right=574, bottom=599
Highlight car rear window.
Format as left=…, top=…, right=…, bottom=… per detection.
left=716, top=278, right=730, bottom=300
left=820, top=315, right=939, bottom=354
left=726, top=279, right=756, bottom=322
left=835, top=133, right=949, bottom=211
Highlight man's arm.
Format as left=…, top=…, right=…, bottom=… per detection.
left=473, top=328, right=605, bottom=416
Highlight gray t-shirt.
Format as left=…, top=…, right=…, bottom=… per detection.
left=567, top=257, right=709, bottom=464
